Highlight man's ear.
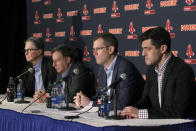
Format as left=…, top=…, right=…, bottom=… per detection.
left=160, top=45, right=168, bottom=54
left=37, top=49, right=42, bottom=56
left=67, top=56, right=71, bottom=64
left=109, top=46, right=115, bottom=55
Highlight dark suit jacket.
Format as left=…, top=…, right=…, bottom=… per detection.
left=22, top=56, right=57, bottom=97
left=135, top=54, right=196, bottom=118
left=94, top=55, right=145, bottom=110
left=56, top=62, right=96, bottom=102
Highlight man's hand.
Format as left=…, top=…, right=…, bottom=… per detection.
left=74, top=91, right=91, bottom=108
left=119, top=106, right=139, bottom=119
left=33, top=89, right=46, bottom=103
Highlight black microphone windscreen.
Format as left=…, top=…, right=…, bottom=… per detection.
left=28, top=68, right=34, bottom=74
left=120, top=73, right=126, bottom=80
left=73, top=68, right=79, bottom=75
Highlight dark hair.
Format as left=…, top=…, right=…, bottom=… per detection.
left=93, top=32, right=118, bottom=55
left=25, top=37, right=44, bottom=55
left=51, top=44, right=73, bottom=59
left=139, top=26, right=171, bottom=51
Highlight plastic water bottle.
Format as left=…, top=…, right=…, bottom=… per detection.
left=7, top=77, right=15, bottom=102
left=57, top=82, right=65, bottom=109
left=17, top=79, right=24, bottom=102
left=98, top=93, right=111, bottom=118
left=51, top=82, right=58, bottom=108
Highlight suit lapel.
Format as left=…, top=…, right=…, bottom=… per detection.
left=161, top=55, right=175, bottom=107
left=151, top=68, right=160, bottom=108
left=41, top=57, right=47, bottom=86
left=109, top=56, right=119, bottom=98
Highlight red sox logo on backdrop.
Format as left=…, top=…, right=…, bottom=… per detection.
left=83, top=4, right=88, bottom=15
left=83, top=46, right=91, bottom=62
left=184, top=0, right=196, bottom=11
left=186, top=44, right=195, bottom=58
left=111, top=1, right=120, bottom=18
left=70, top=26, right=75, bottom=37
left=127, top=22, right=137, bottom=39
left=165, top=19, right=175, bottom=38
left=146, top=0, right=153, bottom=9
left=45, top=27, right=53, bottom=42
left=144, top=0, right=155, bottom=15
left=34, top=11, right=40, bottom=24
left=82, top=4, right=90, bottom=20
left=186, top=0, right=194, bottom=5
left=69, top=26, right=77, bottom=41
left=184, top=44, right=196, bottom=64
left=112, top=1, right=118, bottom=12
left=129, top=22, right=135, bottom=34
left=56, top=8, right=64, bottom=23
left=44, top=0, right=51, bottom=5
left=97, top=24, right=103, bottom=34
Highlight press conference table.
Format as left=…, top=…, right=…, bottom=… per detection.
left=0, top=95, right=196, bottom=131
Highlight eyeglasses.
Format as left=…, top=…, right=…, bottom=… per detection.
left=92, top=46, right=109, bottom=52
left=24, top=49, right=39, bottom=53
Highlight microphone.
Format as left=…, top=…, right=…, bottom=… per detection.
left=101, top=73, right=127, bottom=92
left=14, top=68, right=34, bottom=81
left=62, top=68, right=79, bottom=82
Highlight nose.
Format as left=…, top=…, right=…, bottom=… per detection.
left=25, top=51, right=28, bottom=55
left=52, top=61, right=56, bottom=67
left=142, top=50, right=145, bottom=56
left=93, top=50, right=97, bottom=56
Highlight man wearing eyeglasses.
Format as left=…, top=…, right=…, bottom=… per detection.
left=22, top=37, right=57, bottom=102
left=74, top=33, right=144, bottom=110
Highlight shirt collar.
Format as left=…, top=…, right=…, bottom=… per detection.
left=62, top=63, right=72, bottom=78
left=155, top=54, right=171, bottom=73
left=104, top=55, right=117, bottom=72
left=33, top=57, right=43, bottom=71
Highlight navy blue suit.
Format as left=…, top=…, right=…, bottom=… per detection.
left=94, top=55, right=145, bottom=110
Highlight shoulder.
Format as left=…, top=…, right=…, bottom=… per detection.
left=169, top=56, right=193, bottom=73
left=71, top=62, right=90, bottom=74
left=116, top=55, right=139, bottom=71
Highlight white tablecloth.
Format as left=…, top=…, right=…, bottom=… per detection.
left=0, top=95, right=193, bottom=127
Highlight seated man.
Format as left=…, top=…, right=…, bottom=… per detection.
left=52, top=45, right=95, bottom=102
left=120, top=26, right=196, bottom=119
left=74, top=33, right=145, bottom=110
left=22, top=37, right=57, bottom=102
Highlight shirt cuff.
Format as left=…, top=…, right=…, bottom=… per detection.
left=138, top=109, right=148, bottom=119
left=88, top=101, right=93, bottom=107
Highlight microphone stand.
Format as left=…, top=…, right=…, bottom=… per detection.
left=106, top=86, right=124, bottom=120
left=21, top=92, right=46, bottom=113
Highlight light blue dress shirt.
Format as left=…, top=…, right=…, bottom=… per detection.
left=34, top=58, right=45, bottom=92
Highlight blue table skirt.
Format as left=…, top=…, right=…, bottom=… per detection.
left=0, top=108, right=196, bottom=131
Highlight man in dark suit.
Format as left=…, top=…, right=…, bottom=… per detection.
left=74, top=33, right=144, bottom=110
left=23, top=37, right=57, bottom=102
left=120, top=27, right=196, bottom=119
left=51, top=45, right=95, bottom=102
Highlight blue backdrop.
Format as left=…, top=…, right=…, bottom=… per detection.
left=26, top=0, right=196, bottom=77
